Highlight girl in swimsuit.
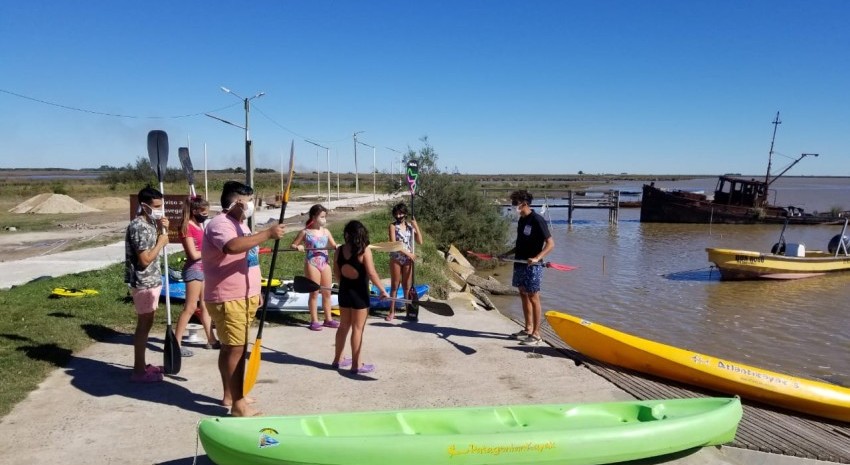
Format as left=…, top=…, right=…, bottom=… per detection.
left=291, top=204, right=338, bottom=331
left=386, top=202, right=422, bottom=322
left=332, top=220, right=389, bottom=374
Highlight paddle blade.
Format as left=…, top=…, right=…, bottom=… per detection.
left=146, top=130, right=169, bottom=182
left=466, top=250, right=496, bottom=261
left=177, top=147, right=195, bottom=186
left=369, top=241, right=405, bottom=253
left=283, top=141, right=295, bottom=203
left=405, top=287, right=420, bottom=321
left=421, top=300, right=454, bottom=317
left=293, top=276, right=321, bottom=294
left=243, top=338, right=262, bottom=396
left=546, top=262, right=577, bottom=272
left=163, top=325, right=181, bottom=375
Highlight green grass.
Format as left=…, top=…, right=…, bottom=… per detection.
left=0, top=209, right=448, bottom=418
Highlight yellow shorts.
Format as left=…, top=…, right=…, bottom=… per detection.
left=206, top=295, right=260, bottom=346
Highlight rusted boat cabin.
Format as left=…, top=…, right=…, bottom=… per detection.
left=712, top=176, right=770, bottom=209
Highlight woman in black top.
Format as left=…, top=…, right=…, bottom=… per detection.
left=332, top=221, right=389, bottom=374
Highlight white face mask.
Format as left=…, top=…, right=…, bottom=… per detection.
left=242, top=201, right=254, bottom=219
left=317, top=217, right=327, bottom=227
left=143, top=203, right=164, bottom=220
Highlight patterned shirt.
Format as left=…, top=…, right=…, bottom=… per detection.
left=124, top=216, right=162, bottom=289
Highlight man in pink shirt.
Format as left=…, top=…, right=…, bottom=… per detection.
left=203, top=181, right=285, bottom=417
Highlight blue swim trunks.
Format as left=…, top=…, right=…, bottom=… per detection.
left=511, top=263, right=543, bottom=293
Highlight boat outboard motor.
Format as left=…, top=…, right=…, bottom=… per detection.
left=827, top=235, right=850, bottom=254
left=770, top=242, right=786, bottom=255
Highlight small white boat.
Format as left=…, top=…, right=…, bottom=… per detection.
left=266, top=281, right=339, bottom=312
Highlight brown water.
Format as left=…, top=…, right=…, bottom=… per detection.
left=492, top=177, right=850, bottom=387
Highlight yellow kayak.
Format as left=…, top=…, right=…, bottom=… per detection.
left=545, top=311, right=850, bottom=422
left=260, top=278, right=283, bottom=288
left=51, top=287, right=99, bottom=298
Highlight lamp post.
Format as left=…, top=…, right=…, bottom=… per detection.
left=205, top=86, right=265, bottom=228
left=353, top=131, right=364, bottom=194
left=305, top=139, right=331, bottom=203
left=385, top=147, right=402, bottom=190
left=357, top=140, right=376, bottom=200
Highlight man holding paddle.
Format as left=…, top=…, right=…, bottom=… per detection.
left=203, top=181, right=285, bottom=416
left=501, top=189, right=555, bottom=346
left=124, top=186, right=171, bottom=383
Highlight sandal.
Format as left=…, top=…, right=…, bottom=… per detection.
left=331, top=357, right=353, bottom=369
left=509, top=329, right=530, bottom=340
left=309, top=321, right=323, bottom=331
left=130, top=370, right=163, bottom=383
left=323, top=320, right=340, bottom=328
left=145, top=364, right=164, bottom=374
left=350, top=363, right=375, bottom=375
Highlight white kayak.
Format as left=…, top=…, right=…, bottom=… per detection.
left=266, top=281, right=339, bottom=312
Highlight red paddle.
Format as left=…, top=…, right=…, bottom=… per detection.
left=466, top=251, right=577, bottom=272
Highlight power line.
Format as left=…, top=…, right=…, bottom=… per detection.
left=0, top=88, right=241, bottom=119
left=251, top=103, right=349, bottom=145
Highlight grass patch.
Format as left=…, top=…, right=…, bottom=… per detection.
left=0, top=209, right=449, bottom=418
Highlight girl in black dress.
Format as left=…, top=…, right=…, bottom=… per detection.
left=332, top=221, right=389, bottom=374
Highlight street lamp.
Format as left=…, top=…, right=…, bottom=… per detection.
left=353, top=131, right=364, bottom=194
left=305, top=139, right=331, bottom=203
left=385, top=146, right=402, bottom=189
left=357, top=140, right=376, bottom=200
left=205, top=86, right=264, bottom=229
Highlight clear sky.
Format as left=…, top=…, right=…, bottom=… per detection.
left=2, top=1, right=849, bottom=176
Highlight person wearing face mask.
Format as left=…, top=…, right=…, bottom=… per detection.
left=500, top=189, right=554, bottom=346
left=124, top=186, right=171, bottom=383
left=291, top=204, right=339, bottom=331
left=385, top=202, right=422, bottom=322
left=202, top=181, right=285, bottom=417
left=174, top=196, right=218, bottom=355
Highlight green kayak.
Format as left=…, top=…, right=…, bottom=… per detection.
left=198, top=397, right=742, bottom=465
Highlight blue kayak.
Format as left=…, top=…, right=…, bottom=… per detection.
left=159, top=277, right=186, bottom=301
left=369, top=284, right=430, bottom=309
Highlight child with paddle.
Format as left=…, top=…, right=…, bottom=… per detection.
left=202, top=181, right=285, bottom=416
left=174, top=196, right=219, bottom=354
left=332, top=220, right=390, bottom=375
left=290, top=204, right=338, bottom=331
left=385, top=202, right=422, bottom=322
left=501, top=189, right=555, bottom=346
left=124, top=186, right=171, bottom=383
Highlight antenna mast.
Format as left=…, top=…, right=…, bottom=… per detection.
left=765, top=111, right=781, bottom=184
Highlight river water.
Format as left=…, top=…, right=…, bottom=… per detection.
left=490, top=177, right=850, bottom=387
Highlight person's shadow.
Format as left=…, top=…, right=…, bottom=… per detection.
left=6, top=324, right=225, bottom=416
left=371, top=319, right=508, bottom=356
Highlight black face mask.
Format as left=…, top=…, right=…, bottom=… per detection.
left=395, top=215, right=406, bottom=224
left=194, top=214, right=208, bottom=223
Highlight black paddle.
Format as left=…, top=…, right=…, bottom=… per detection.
left=147, top=130, right=181, bottom=375
left=405, top=159, right=420, bottom=321
left=292, top=276, right=454, bottom=317
left=244, top=140, right=295, bottom=395
left=177, top=147, right=196, bottom=197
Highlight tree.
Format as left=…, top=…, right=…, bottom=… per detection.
left=403, top=136, right=439, bottom=174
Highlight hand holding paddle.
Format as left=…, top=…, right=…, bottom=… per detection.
left=466, top=251, right=576, bottom=272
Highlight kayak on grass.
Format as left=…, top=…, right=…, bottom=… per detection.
left=51, top=287, right=99, bottom=298
left=199, top=397, right=742, bottom=465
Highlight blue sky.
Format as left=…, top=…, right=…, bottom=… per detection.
left=2, top=1, right=849, bottom=176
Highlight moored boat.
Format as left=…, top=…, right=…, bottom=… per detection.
left=199, top=397, right=742, bottom=465
left=707, top=218, right=850, bottom=280
left=545, top=311, right=850, bottom=422
left=640, top=112, right=848, bottom=225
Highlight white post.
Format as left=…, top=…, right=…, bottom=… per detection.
left=203, top=143, right=208, bottom=200
left=372, top=146, right=376, bottom=200
left=336, top=150, right=341, bottom=200
left=326, top=147, right=331, bottom=203
left=316, top=148, right=320, bottom=198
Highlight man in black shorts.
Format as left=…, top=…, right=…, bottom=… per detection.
left=502, top=189, right=554, bottom=345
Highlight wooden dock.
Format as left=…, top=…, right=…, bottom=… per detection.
left=493, top=189, right=622, bottom=224
left=522, top=322, right=850, bottom=462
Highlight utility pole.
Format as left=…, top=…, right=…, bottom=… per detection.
left=353, top=131, right=364, bottom=194
left=305, top=139, right=331, bottom=203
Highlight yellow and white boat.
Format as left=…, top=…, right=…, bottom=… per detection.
left=545, top=311, right=850, bottom=423
left=706, top=218, right=850, bottom=280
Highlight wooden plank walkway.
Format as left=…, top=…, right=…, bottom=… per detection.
left=502, top=314, right=849, bottom=463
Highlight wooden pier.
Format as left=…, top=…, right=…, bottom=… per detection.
left=491, top=189, right=621, bottom=224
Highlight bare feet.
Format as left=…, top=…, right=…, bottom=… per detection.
left=222, top=396, right=256, bottom=407
left=385, top=312, right=395, bottom=322
left=230, top=405, right=262, bottom=417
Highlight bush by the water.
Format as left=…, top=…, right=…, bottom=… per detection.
left=412, top=173, right=509, bottom=254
